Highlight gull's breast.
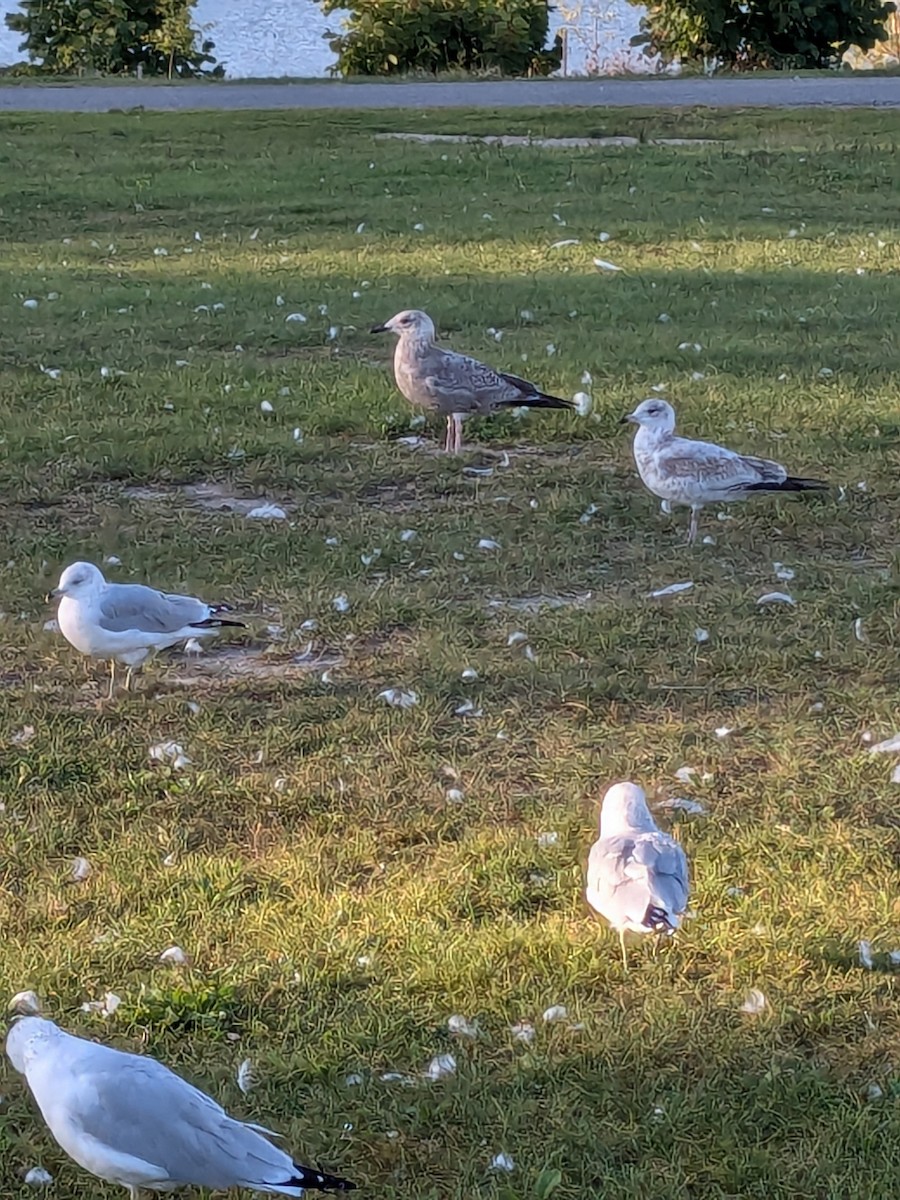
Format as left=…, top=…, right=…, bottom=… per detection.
left=56, top=598, right=110, bottom=656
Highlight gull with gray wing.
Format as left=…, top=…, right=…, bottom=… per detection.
left=371, top=309, right=573, bottom=453
left=47, top=561, right=244, bottom=698
left=585, top=781, right=689, bottom=969
left=5, top=1016, right=355, bottom=1199
left=621, top=398, right=828, bottom=543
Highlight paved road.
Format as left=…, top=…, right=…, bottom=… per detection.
left=0, top=75, right=898, bottom=112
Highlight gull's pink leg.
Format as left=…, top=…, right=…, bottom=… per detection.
left=688, top=507, right=701, bottom=544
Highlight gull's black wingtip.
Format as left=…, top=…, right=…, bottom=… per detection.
left=642, top=904, right=675, bottom=932
left=288, top=1164, right=358, bottom=1192
left=744, top=476, right=829, bottom=494
left=189, top=618, right=246, bottom=630
left=788, top=476, right=830, bottom=492
left=525, top=392, right=575, bottom=411
left=498, top=391, right=574, bottom=411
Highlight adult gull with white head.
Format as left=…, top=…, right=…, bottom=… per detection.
left=47, top=561, right=244, bottom=697
left=621, top=398, right=828, bottom=543
left=585, top=781, right=690, bottom=969
left=5, top=1015, right=356, bottom=1199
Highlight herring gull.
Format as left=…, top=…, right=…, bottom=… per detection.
left=585, top=781, right=689, bottom=969
left=370, top=309, right=573, bottom=453
left=47, top=561, right=244, bottom=698
left=5, top=1016, right=356, bottom=1198
left=621, top=399, right=828, bottom=543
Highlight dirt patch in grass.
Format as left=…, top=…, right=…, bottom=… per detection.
left=374, top=133, right=725, bottom=149
left=354, top=479, right=427, bottom=512
left=167, top=643, right=344, bottom=685
left=487, top=591, right=597, bottom=614
left=122, top=482, right=294, bottom=517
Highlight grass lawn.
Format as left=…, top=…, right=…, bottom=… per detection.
left=1, top=105, right=900, bottom=1199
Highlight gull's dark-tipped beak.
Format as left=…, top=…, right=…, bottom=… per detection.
left=45, top=588, right=59, bottom=603
left=369, top=322, right=389, bottom=334
left=620, top=414, right=637, bottom=426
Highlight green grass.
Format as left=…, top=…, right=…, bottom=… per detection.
left=1, top=105, right=900, bottom=1199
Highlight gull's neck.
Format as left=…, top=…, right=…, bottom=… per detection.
left=601, top=807, right=658, bottom=838
left=396, top=330, right=434, bottom=364
left=634, top=422, right=674, bottom=450
left=402, top=329, right=434, bottom=349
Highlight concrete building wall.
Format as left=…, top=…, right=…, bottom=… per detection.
left=192, top=0, right=341, bottom=79
left=0, top=1, right=654, bottom=77
left=548, top=0, right=654, bottom=75
left=0, top=0, right=888, bottom=76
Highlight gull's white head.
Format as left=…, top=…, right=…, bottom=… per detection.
left=599, top=782, right=658, bottom=838
left=370, top=309, right=436, bottom=341
left=622, top=399, right=676, bottom=434
left=48, top=561, right=105, bottom=603
left=6, top=1016, right=62, bottom=1074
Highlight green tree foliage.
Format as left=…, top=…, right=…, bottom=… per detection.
left=632, top=0, right=897, bottom=69
left=5, top=0, right=222, bottom=77
left=320, top=0, right=561, bottom=77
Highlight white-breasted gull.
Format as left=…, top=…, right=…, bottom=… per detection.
left=585, top=781, right=689, bottom=969
left=621, top=398, right=828, bottom=543
left=47, top=561, right=244, bottom=697
left=6, top=1016, right=356, bottom=1198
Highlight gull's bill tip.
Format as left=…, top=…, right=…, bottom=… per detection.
left=620, top=413, right=638, bottom=425
left=370, top=322, right=389, bottom=334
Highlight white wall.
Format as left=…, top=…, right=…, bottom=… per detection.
left=0, top=0, right=887, bottom=77
left=0, top=0, right=653, bottom=78
left=0, top=1, right=344, bottom=74
left=548, top=0, right=654, bottom=75
left=195, top=0, right=655, bottom=79
left=193, top=0, right=341, bottom=79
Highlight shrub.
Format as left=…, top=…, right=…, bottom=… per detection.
left=632, top=0, right=897, bottom=69
left=320, top=0, right=561, bottom=77
left=5, top=0, right=221, bottom=77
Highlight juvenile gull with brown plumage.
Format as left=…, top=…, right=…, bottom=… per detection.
left=371, top=309, right=573, bottom=453
left=622, top=398, right=828, bottom=543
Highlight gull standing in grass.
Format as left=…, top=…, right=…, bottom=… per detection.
left=47, top=561, right=244, bottom=698
left=5, top=1016, right=356, bottom=1198
left=585, top=782, right=689, bottom=969
left=621, top=398, right=828, bottom=544
left=370, top=309, right=573, bottom=453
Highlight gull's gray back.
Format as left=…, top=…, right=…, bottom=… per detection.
left=636, top=432, right=787, bottom=503
left=99, top=585, right=209, bottom=635
left=394, top=340, right=531, bottom=415
left=41, top=1040, right=291, bottom=1191
left=586, top=830, right=689, bottom=933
